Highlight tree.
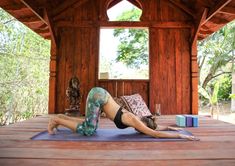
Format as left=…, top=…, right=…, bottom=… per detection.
left=198, top=21, right=235, bottom=89
left=198, top=20, right=235, bottom=113
left=113, top=8, right=148, bottom=69
left=0, top=8, right=50, bottom=125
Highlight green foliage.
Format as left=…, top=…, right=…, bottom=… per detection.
left=113, top=8, right=148, bottom=69
left=217, top=75, right=232, bottom=101
left=114, top=28, right=148, bottom=68
left=199, top=81, right=220, bottom=106
left=230, top=94, right=235, bottom=99
left=116, top=8, right=142, bottom=21
left=0, top=8, right=50, bottom=125
left=198, top=20, right=235, bottom=105
left=211, top=81, right=220, bottom=105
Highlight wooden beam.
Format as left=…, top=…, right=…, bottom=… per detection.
left=100, top=21, right=149, bottom=28
left=200, top=24, right=211, bottom=30
left=219, top=6, right=235, bottom=15
left=151, top=21, right=193, bottom=28
left=209, top=16, right=229, bottom=25
left=43, top=8, right=57, bottom=47
left=100, top=21, right=193, bottom=28
left=20, top=0, right=48, bottom=25
left=48, top=42, right=57, bottom=113
left=198, top=30, right=214, bottom=35
left=52, top=0, right=89, bottom=16
left=43, top=33, right=51, bottom=39
left=191, top=8, right=208, bottom=55
left=198, top=33, right=207, bottom=40
left=56, top=20, right=96, bottom=28
left=202, top=0, right=232, bottom=25
left=2, top=3, right=28, bottom=12
left=34, top=28, right=50, bottom=34
left=52, top=0, right=78, bottom=16
left=55, top=20, right=193, bottom=28
left=18, top=16, right=42, bottom=23
left=169, top=0, right=196, bottom=19
left=38, top=24, right=48, bottom=30
left=197, top=0, right=214, bottom=7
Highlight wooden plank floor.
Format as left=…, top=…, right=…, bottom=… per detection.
left=1, top=115, right=235, bottom=166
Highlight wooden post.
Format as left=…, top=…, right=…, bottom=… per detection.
left=191, top=41, right=199, bottom=115
left=48, top=41, right=57, bottom=114
left=190, top=9, right=208, bottom=115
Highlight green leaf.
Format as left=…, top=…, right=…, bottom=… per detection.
left=198, top=85, right=211, bottom=100
left=211, top=81, right=220, bottom=104
left=230, top=94, right=235, bottom=99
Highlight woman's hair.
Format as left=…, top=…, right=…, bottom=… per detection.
left=140, top=115, right=158, bottom=130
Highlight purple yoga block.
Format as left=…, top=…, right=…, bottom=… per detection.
left=185, top=115, right=193, bottom=127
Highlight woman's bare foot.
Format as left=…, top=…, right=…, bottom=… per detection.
left=48, top=117, right=58, bottom=134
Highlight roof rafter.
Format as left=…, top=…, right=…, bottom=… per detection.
left=18, top=16, right=42, bottom=23
left=2, top=3, right=28, bottom=12
left=52, top=0, right=89, bottom=16
left=52, top=0, right=79, bottom=16
left=191, top=8, right=208, bottom=55
left=169, top=0, right=196, bottom=19
left=20, top=0, right=48, bottom=25
left=219, top=6, right=235, bottom=15
left=34, top=28, right=50, bottom=34
left=43, top=8, right=57, bottom=46
left=210, top=16, right=230, bottom=25
left=202, top=0, right=232, bottom=25
left=38, top=24, right=48, bottom=30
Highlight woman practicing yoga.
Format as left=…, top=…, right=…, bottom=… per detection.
left=48, top=87, right=199, bottom=141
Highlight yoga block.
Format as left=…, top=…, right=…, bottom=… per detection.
left=185, top=115, right=193, bottom=127
left=192, top=116, right=199, bottom=127
left=176, top=115, right=186, bottom=127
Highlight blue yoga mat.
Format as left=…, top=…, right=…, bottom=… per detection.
left=31, top=128, right=193, bottom=142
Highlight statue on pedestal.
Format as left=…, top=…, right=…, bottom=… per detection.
left=65, top=76, right=81, bottom=116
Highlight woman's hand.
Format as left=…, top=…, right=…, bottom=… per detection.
left=179, top=134, right=200, bottom=141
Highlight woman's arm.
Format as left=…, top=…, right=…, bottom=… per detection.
left=121, top=111, right=199, bottom=141
left=156, top=125, right=183, bottom=131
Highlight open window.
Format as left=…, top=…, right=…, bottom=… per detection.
left=99, top=28, right=149, bottom=80
left=107, top=0, right=142, bottom=21
left=99, top=0, right=148, bottom=80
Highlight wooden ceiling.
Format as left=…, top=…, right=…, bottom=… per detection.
left=0, top=0, right=234, bottom=40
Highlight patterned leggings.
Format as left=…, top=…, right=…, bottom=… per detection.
left=76, top=87, right=110, bottom=136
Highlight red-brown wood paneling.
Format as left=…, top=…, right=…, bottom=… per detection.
left=56, top=27, right=98, bottom=115
left=52, top=0, right=195, bottom=115
left=150, top=28, right=191, bottom=115
left=98, top=80, right=149, bottom=107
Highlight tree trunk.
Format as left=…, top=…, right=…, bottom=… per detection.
left=202, top=73, right=213, bottom=89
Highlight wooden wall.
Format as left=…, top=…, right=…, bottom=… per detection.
left=49, top=0, right=197, bottom=115
left=98, top=80, right=149, bottom=106
left=55, top=27, right=98, bottom=114
left=150, top=28, right=191, bottom=115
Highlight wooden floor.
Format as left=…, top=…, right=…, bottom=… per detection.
left=1, top=115, right=235, bottom=166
